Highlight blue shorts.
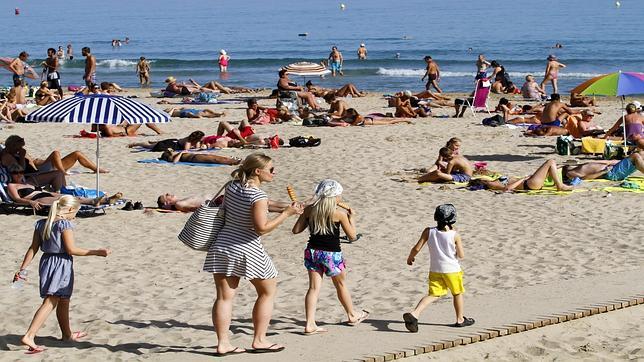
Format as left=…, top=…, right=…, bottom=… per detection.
left=304, top=248, right=345, bottom=277
left=12, top=73, right=24, bottom=84
left=542, top=119, right=561, bottom=127
left=451, top=173, right=471, bottom=183
left=330, top=61, right=342, bottom=72
left=604, top=157, right=636, bottom=181
left=179, top=109, right=200, bottom=118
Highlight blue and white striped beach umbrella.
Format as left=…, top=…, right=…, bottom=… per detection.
left=25, top=94, right=171, bottom=194
left=26, top=94, right=170, bottom=124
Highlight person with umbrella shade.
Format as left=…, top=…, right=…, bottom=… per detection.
left=277, top=69, right=320, bottom=110
left=603, top=103, right=644, bottom=149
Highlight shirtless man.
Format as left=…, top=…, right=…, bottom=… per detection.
left=66, top=44, right=73, bottom=60
left=35, top=82, right=61, bottom=106
left=540, top=55, right=566, bottom=94
left=417, top=147, right=473, bottom=183
left=394, top=91, right=429, bottom=118
left=540, top=93, right=577, bottom=127
left=277, top=69, right=320, bottom=110
left=8, top=52, right=30, bottom=86
left=476, top=54, right=491, bottom=79
left=569, top=92, right=597, bottom=107
left=43, top=48, right=63, bottom=98
left=357, top=43, right=367, bottom=60
left=8, top=79, right=27, bottom=106
left=136, top=56, right=150, bottom=86
left=421, top=55, right=442, bottom=93
left=157, top=192, right=293, bottom=212
left=328, top=46, right=344, bottom=76
left=82, top=47, right=96, bottom=87
left=562, top=150, right=644, bottom=182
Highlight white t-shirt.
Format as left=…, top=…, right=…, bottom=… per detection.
left=426, top=227, right=461, bottom=273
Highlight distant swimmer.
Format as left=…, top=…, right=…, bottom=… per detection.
left=56, top=46, right=64, bottom=60
left=467, top=47, right=473, bottom=53
left=357, top=43, right=367, bottom=60
left=553, top=43, right=563, bottom=48
left=66, top=44, right=73, bottom=60
left=395, top=53, right=401, bottom=59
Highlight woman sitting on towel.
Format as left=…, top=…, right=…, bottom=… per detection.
left=470, top=159, right=573, bottom=192
left=5, top=165, right=122, bottom=211
left=128, top=131, right=205, bottom=151
left=159, top=149, right=241, bottom=165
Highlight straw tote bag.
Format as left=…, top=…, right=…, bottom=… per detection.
left=178, top=182, right=228, bottom=251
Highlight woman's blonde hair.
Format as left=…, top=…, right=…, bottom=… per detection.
left=308, top=179, right=343, bottom=235
left=231, top=153, right=272, bottom=186
left=42, top=195, right=80, bottom=240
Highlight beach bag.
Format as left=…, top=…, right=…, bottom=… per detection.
left=196, top=92, right=217, bottom=103
left=482, top=114, right=504, bottom=127
left=603, top=141, right=626, bottom=160
left=178, top=182, right=228, bottom=251
left=556, top=135, right=576, bottom=155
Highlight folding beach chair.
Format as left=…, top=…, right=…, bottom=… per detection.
left=276, top=90, right=301, bottom=113
left=465, top=78, right=492, bottom=116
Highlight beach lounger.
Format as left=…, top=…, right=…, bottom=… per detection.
left=276, top=90, right=301, bottom=113
left=464, top=78, right=492, bottom=116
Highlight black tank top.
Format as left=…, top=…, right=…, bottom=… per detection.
left=307, top=221, right=341, bottom=252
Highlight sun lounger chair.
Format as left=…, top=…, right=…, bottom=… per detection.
left=464, top=78, right=492, bottom=116
left=276, top=90, right=301, bottom=113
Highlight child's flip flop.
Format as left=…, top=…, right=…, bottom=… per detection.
left=25, top=346, right=46, bottom=354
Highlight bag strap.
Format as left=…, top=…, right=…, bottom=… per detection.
left=207, top=181, right=231, bottom=206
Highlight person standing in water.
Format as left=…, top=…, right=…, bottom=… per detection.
left=136, top=57, right=150, bottom=86
left=422, top=55, right=442, bottom=93
left=357, top=43, right=367, bottom=60
left=218, top=50, right=230, bottom=73
left=328, top=46, right=344, bottom=76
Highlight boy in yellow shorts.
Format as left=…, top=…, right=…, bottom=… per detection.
left=403, top=204, right=474, bottom=332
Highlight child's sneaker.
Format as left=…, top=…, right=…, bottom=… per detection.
left=453, top=316, right=475, bottom=327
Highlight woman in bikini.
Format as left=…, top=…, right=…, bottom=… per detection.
left=159, top=149, right=241, bottom=165
left=335, top=108, right=413, bottom=126
left=473, top=159, right=573, bottom=192
left=604, top=103, right=644, bottom=149
left=5, top=165, right=121, bottom=210
left=128, top=131, right=205, bottom=151
left=540, top=55, right=566, bottom=94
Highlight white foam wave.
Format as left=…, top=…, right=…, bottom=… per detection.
left=377, top=67, right=602, bottom=79
left=97, top=59, right=138, bottom=68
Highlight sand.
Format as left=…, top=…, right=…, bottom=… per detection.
left=0, top=88, right=642, bottom=361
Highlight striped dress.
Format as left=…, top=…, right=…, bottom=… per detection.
left=203, top=181, right=278, bottom=279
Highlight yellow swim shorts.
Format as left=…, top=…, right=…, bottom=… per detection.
left=428, top=271, right=464, bottom=297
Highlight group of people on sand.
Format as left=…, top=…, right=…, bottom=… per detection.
left=416, top=137, right=644, bottom=192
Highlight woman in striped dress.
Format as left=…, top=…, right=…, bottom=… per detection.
left=204, top=153, right=302, bottom=356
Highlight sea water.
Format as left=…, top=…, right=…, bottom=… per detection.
left=1, top=0, right=642, bottom=93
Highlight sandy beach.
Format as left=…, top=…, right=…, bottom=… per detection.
left=0, top=88, right=642, bottom=361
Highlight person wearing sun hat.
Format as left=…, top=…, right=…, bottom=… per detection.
left=357, top=43, right=367, bottom=60
left=218, top=49, right=230, bottom=73
left=403, top=203, right=475, bottom=333
left=540, top=54, right=566, bottom=94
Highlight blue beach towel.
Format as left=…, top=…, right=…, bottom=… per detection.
left=137, top=159, right=228, bottom=167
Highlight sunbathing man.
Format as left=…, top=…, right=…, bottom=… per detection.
left=417, top=147, right=473, bottom=183
left=471, top=159, right=573, bottom=192
left=409, top=90, right=453, bottom=107
left=521, top=75, right=546, bottom=100
left=128, top=131, right=204, bottom=151
left=157, top=192, right=293, bottom=212
left=564, top=110, right=604, bottom=138
left=188, top=79, right=260, bottom=94
left=159, top=149, right=241, bottom=165
left=305, top=81, right=365, bottom=97
left=277, top=69, right=321, bottom=110
left=164, top=76, right=214, bottom=96
left=5, top=165, right=120, bottom=211
left=100, top=82, right=124, bottom=93
left=562, top=150, right=644, bottom=182
left=164, top=107, right=225, bottom=118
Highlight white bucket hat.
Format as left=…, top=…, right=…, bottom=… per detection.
left=314, top=179, right=343, bottom=198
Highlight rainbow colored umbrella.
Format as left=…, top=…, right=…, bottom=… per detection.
left=571, top=71, right=644, bottom=96
left=571, top=71, right=644, bottom=149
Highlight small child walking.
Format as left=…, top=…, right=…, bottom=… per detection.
left=13, top=195, right=111, bottom=353
left=403, top=204, right=474, bottom=332
left=292, top=179, right=369, bottom=335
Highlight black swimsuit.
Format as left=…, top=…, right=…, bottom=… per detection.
left=17, top=186, right=53, bottom=200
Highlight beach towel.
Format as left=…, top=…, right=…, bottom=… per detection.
left=137, top=159, right=228, bottom=167
left=178, top=100, right=243, bottom=105
left=600, top=176, right=644, bottom=193
left=581, top=137, right=606, bottom=155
